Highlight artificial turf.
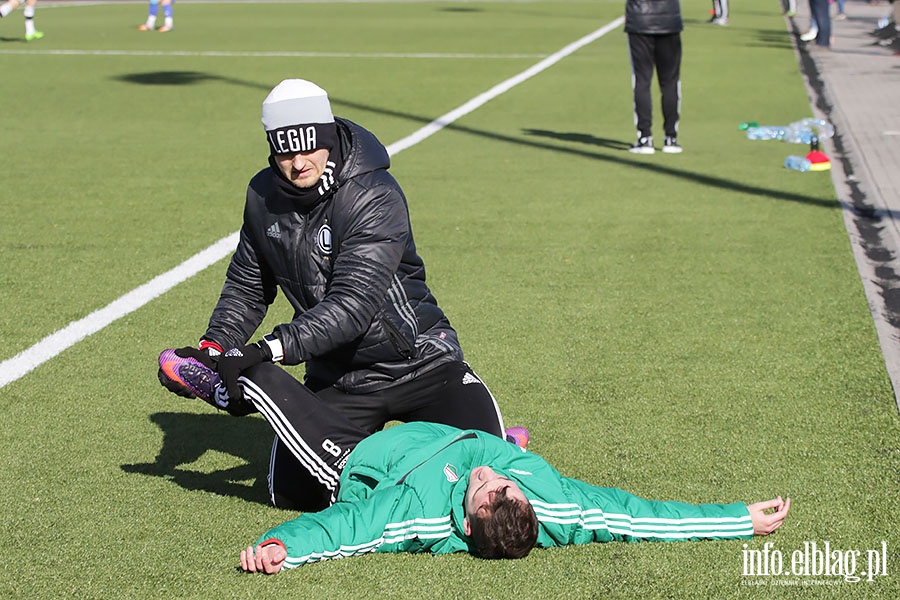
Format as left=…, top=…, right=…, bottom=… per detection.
left=1, top=2, right=897, bottom=598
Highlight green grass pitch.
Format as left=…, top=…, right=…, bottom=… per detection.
left=1, top=1, right=898, bottom=598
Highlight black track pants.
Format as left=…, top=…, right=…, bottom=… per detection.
left=239, top=361, right=505, bottom=511
left=628, top=32, right=682, bottom=139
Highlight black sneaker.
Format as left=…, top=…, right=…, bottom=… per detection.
left=871, top=22, right=897, bottom=39
left=663, top=136, right=683, bottom=154
left=629, top=136, right=654, bottom=154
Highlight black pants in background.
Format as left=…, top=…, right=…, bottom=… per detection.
left=628, top=32, right=682, bottom=139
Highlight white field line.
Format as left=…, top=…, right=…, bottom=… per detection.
left=0, top=17, right=623, bottom=389
left=387, top=16, right=623, bottom=156
left=0, top=49, right=546, bottom=59
left=0, top=234, right=240, bottom=388
left=40, top=0, right=552, bottom=6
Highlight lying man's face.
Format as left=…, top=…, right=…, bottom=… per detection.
left=463, top=466, right=529, bottom=532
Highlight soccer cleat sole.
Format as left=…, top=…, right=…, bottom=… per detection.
left=158, top=349, right=222, bottom=401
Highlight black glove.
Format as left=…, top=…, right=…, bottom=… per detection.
left=175, top=345, right=218, bottom=367
left=217, top=343, right=272, bottom=401
left=157, top=346, right=219, bottom=399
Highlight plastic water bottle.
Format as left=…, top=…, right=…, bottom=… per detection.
left=784, top=155, right=812, bottom=172
left=782, top=118, right=835, bottom=143
left=739, top=121, right=759, bottom=131
left=746, top=126, right=785, bottom=140
left=782, top=123, right=814, bottom=144
left=810, top=118, right=834, bottom=140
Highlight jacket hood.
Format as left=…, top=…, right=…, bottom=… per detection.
left=336, top=117, right=391, bottom=183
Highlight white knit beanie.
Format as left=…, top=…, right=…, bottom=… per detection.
left=262, top=79, right=337, bottom=154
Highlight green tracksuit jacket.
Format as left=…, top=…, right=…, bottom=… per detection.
left=256, top=422, right=754, bottom=569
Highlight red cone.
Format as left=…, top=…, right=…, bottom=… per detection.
left=806, top=150, right=831, bottom=171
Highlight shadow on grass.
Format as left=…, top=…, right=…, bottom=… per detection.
left=333, top=95, right=841, bottom=211
left=523, top=130, right=632, bottom=151
left=122, top=411, right=272, bottom=504
left=113, top=70, right=270, bottom=89
left=752, top=29, right=794, bottom=50
left=439, top=6, right=484, bottom=12
left=109, top=72, right=841, bottom=211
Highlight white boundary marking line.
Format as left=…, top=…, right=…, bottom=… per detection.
left=0, top=49, right=546, bottom=59
left=0, top=17, right=623, bottom=389
left=388, top=17, right=623, bottom=156
left=0, top=235, right=240, bottom=388
left=40, top=0, right=550, bottom=6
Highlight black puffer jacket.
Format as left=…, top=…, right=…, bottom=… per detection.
left=204, top=118, right=461, bottom=392
left=624, top=0, right=683, bottom=34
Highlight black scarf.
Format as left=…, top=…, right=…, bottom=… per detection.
left=269, top=143, right=345, bottom=213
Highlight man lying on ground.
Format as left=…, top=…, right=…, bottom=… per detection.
left=238, top=422, right=790, bottom=573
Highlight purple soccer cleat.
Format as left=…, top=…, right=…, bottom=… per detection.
left=158, top=348, right=224, bottom=404
left=505, top=426, right=530, bottom=449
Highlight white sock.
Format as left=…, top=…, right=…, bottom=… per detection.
left=0, top=3, right=15, bottom=18
left=145, top=15, right=157, bottom=28
left=24, top=4, right=34, bottom=35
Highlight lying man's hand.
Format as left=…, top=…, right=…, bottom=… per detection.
left=240, top=542, right=286, bottom=574
left=747, top=496, right=791, bottom=535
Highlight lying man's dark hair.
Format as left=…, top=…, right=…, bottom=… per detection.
left=469, top=488, right=539, bottom=559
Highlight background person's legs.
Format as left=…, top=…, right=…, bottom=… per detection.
left=654, top=33, right=682, bottom=139
left=628, top=32, right=656, bottom=141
